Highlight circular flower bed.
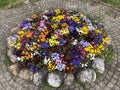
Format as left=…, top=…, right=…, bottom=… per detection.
left=7, top=9, right=112, bottom=87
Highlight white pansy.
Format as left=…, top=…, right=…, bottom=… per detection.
left=80, top=62, right=88, bottom=68
left=87, top=54, right=95, bottom=60
left=44, top=56, right=50, bottom=64
left=76, top=28, right=83, bottom=34
left=72, top=39, right=78, bottom=45
left=56, top=63, right=66, bottom=71
left=42, top=15, right=48, bottom=20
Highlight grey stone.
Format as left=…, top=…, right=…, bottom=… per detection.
left=8, top=64, right=19, bottom=75
left=19, top=69, right=33, bottom=80
left=77, top=69, right=96, bottom=83
left=92, top=58, right=105, bottom=73
left=64, top=73, right=74, bottom=86
left=7, top=36, right=14, bottom=48
left=10, top=27, right=19, bottom=35
left=47, top=72, right=63, bottom=87
left=7, top=48, right=17, bottom=63
left=33, top=72, right=43, bottom=86
left=33, top=69, right=47, bottom=86
left=106, top=35, right=112, bottom=45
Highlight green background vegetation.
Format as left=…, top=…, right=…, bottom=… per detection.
left=0, top=0, right=120, bottom=8
left=102, top=0, right=120, bottom=8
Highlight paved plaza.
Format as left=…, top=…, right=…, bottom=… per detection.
left=0, top=0, right=120, bottom=90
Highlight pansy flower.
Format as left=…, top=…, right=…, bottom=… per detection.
left=19, top=20, right=32, bottom=30
left=11, top=9, right=109, bottom=73
left=56, top=63, right=66, bottom=71
left=72, top=57, right=81, bottom=67
left=51, top=53, right=60, bottom=61
left=59, top=39, right=67, bottom=46
left=43, top=56, right=51, bottom=64
left=80, top=40, right=90, bottom=47
left=65, top=63, right=74, bottom=72
left=47, top=61, right=56, bottom=72
left=41, top=42, right=49, bottom=48
left=94, top=35, right=103, bottom=43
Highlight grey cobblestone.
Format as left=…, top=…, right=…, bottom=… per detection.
left=0, top=0, right=120, bottom=90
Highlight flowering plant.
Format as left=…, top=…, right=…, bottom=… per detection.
left=10, top=9, right=109, bottom=73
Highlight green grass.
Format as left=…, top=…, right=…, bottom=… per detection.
left=0, top=0, right=22, bottom=8
left=102, top=0, right=120, bottom=8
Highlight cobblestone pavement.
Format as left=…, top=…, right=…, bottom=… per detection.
left=0, top=0, right=120, bottom=90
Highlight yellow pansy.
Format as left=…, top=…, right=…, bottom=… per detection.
left=18, top=30, right=25, bottom=35
left=17, top=36, right=23, bottom=41
left=80, top=26, right=89, bottom=35
left=60, top=28, right=69, bottom=35
left=14, top=42, right=21, bottom=50
left=102, top=37, right=109, bottom=43
left=84, top=44, right=103, bottom=54
left=51, top=24, right=58, bottom=29
left=84, top=45, right=93, bottom=52
left=52, top=15, right=64, bottom=21
left=70, top=16, right=80, bottom=23
left=54, top=9, right=61, bottom=14
left=95, top=29, right=103, bottom=34
left=51, top=35, right=58, bottom=39
left=48, top=38, right=59, bottom=46
left=47, top=62, right=56, bottom=72
left=98, top=43, right=105, bottom=51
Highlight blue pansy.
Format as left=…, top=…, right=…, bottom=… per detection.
left=41, top=42, right=49, bottom=48
left=28, top=62, right=33, bottom=68
left=94, top=35, right=103, bottom=43
left=69, top=25, right=75, bottom=33
left=80, top=40, right=90, bottom=47
left=51, top=53, right=60, bottom=61
left=59, top=40, right=67, bottom=46
left=31, top=66, right=37, bottom=73
left=72, top=57, right=81, bottom=67
left=70, top=21, right=77, bottom=27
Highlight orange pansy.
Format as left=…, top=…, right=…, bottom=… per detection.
left=26, top=31, right=32, bottom=38
left=32, top=13, right=37, bottom=19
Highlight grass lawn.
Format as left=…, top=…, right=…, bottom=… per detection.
left=0, top=0, right=22, bottom=8
left=102, top=0, right=120, bottom=8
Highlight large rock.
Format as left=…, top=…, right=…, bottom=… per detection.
left=8, top=64, right=19, bottom=75
left=64, top=73, right=74, bottom=86
left=33, top=68, right=47, bottom=86
left=77, top=69, right=96, bottom=83
left=19, top=69, right=33, bottom=80
left=7, top=36, right=13, bottom=48
left=47, top=72, right=63, bottom=87
left=10, top=27, right=19, bottom=35
left=7, top=48, right=17, bottom=63
left=106, top=35, right=112, bottom=45
left=92, top=58, right=105, bottom=73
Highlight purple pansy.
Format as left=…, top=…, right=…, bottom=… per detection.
left=80, top=40, right=90, bottom=47
left=19, top=20, right=31, bottom=30
left=80, top=49, right=86, bottom=60
left=12, top=35, right=17, bottom=41
left=51, top=53, right=60, bottom=61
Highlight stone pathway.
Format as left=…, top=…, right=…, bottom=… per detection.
left=0, top=0, right=120, bottom=90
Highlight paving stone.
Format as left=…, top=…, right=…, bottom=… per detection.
left=114, top=86, right=120, bottom=90
left=0, top=0, right=120, bottom=90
